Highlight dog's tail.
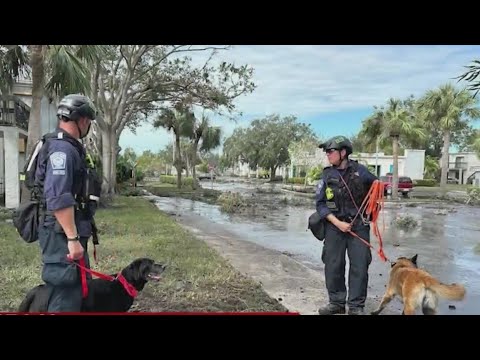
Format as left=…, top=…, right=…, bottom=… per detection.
left=18, top=286, right=41, bottom=312
left=429, top=282, right=466, bottom=301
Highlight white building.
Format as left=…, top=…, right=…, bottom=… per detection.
left=0, top=79, right=57, bottom=208
left=223, top=159, right=288, bottom=179
left=442, top=151, right=480, bottom=185
left=350, top=149, right=426, bottom=179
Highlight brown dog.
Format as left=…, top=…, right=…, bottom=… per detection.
left=371, top=254, right=466, bottom=315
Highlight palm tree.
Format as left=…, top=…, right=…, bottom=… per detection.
left=417, top=83, right=480, bottom=187
left=27, top=45, right=106, bottom=155
left=360, top=98, right=426, bottom=199
left=457, top=59, right=480, bottom=98
left=153, top=106, right=195, bottom=188
left=191, top=114, right=221, bottom=189
left=1, top=45, right=106, bottom=154
left=424, top=155, right=440, bottom=180
left=0, top=46, right=29, bottom=134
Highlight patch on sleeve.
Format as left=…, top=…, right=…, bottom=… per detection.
left=50, top=151, right=67, bottom=175
left=316, top=179, right=324, bottom=194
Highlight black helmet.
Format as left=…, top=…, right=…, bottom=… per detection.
left=57, top=94, right=96, bottom=121
left=319, top=135, right=353, bottom=155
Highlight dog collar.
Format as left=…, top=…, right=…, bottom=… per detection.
left=116, top=273, right=138, bottom=298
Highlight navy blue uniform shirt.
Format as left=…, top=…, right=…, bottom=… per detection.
left=35, top=132, right=92, bottom=238
left=315, top=161, right=377, bottom=220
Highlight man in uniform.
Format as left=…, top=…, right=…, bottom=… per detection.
left=34, top=94, right=98, bottom=312
left=315, top=136, right=377, bottom=315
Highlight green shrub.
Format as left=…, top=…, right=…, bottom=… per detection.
left=160, top=175, right=194, bottom=187
left=217, top=192, right=246, bottom=213
left=414, top=179, right=437, bottom=187
left=286, top=177, right=305, bottom=184
left=307, top=166, right=323, bottom=182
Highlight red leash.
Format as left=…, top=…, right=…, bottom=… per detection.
left=338, top=177, right=389, bottom=263
left=70, top=257, right=138, bottom=299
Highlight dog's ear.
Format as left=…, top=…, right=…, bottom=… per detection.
left=410, top=254, right=418, bottom=265
left=390, top=261, right=396, bottom=268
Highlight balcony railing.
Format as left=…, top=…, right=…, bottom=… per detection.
left=449, top=162, right=468, bottom=170
left=0, top=96, right=30, bottom=131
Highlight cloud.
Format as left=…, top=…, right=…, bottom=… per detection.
left=119, top=45, right=480, bottom=154
left=191, top=45, right=480, bottom=116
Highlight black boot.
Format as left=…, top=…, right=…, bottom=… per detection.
left=318, top=303, right=346, bottom=315
left=348, top=307, right=364, bottom=315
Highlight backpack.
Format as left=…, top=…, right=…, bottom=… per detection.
left=307, top=211, right=326, bottom=241
left=12, top=131, right=84, bottom=243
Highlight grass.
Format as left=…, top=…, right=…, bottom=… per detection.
left=0, top=196, right=286, bottom=312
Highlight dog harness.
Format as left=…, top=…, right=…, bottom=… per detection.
left=72, top=257, right=138, bottom=298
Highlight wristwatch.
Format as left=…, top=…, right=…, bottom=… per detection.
left=67, top=234, right=80, bottom=241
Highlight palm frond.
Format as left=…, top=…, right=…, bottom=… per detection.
left=75, top=45, right=108, bottom=65
left=201, top=126, right=222, bottom=151
left=45, top=45, right=92, bottom=98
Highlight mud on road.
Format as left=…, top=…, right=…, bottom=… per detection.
left=143, top=178, right=480, bottom=315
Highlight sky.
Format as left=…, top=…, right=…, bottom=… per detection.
left=119, top=45, right=480, bottom=155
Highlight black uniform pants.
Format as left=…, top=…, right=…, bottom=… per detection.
left=38, top=221, right=90, bottom=312
left=321, top=220, right=372, bottom=308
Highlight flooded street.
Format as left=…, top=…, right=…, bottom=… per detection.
left=146, top=179, right=480, bottom=315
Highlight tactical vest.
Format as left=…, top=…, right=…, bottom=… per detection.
left=27, top=131, right=85, bottom=205
left=14, top=130, right=101, bottom=244
left=322, top=160, right=369, bottom=219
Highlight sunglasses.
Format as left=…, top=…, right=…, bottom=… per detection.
left=325, top=148, right=339, bottom=154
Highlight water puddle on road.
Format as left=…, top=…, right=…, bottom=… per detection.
left=145, top=181, right=480, bottom=315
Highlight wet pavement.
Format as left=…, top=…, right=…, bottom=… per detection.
left=145, top=179, right=480, bottom=315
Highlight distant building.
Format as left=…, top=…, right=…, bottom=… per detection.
left=441, top=151, right=480, bottom=185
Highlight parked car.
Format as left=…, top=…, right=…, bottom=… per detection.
left=379, top=175, right=414, bottom=197
left=197, top=173, right=216, bottom=181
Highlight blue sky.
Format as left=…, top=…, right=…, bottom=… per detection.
left=119, top=45, right=480, bottom=155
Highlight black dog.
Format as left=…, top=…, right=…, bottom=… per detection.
left=18, top=258, right=166, bottom=313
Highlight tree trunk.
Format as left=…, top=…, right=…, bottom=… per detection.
left=26, top=45, right=45, bottom=156
left=392, top=136, right=399, bottom=200
left=184, top=149, right=190, bottom=177
left=175, top=132, right=182, bottom=189
left=440, top=131, right=451, bottom=187
left=270, top=166, right=277, bottom=180
left=101, top=129, right=113, bottom=195
left=21, top=45, right=45, bottom=203
left=191, top=139, right=200, bottom=190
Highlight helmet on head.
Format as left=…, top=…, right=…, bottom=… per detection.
left=56, top=94, right=96, bottom=122
left=319, top=135, right=353, bottom=155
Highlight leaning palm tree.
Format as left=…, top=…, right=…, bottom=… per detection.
left=360, top=98, right=426, bottom=199
left=153, top=106, right=195, bottom=188
left=191, top=114, right=221, bottom=189
left=417, top=83, right=480, bottom=187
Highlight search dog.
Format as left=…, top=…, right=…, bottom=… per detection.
left=18, top=257, right=166, bottom=313
left=371, top=254, right=466, bottom=315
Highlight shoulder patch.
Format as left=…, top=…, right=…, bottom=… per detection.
left=50, top=151, right=67, bottom=173
left=317, top=179, right=324, bottom=189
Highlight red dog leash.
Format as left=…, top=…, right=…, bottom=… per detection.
left=69, top=256, right=138, bottom=299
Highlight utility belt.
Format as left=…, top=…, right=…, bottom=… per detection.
left=38, top=198, right=99, bottom=246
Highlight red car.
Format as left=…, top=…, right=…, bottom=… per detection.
left=379, top=174, right=413, bottom=197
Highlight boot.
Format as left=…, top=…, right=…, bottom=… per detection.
left=348, top=307, right=365, bottom=315
left=318, top=303, right=346, bottom=315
